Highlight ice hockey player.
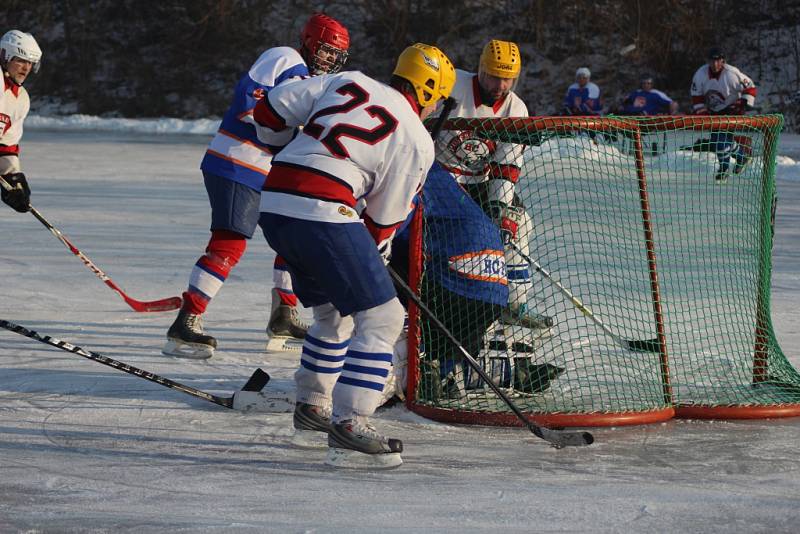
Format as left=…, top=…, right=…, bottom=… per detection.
left=690, top=47, right=757, bottom=182
left=433, top=39, right=553, bottom=336
left=254, top=43, right=455, bottom=468
left=620, top=75, right=678, bottom=115
left=562, top=67, right=602, bottom=115
left=0, top=30, right=42, bottom=214
left=163, top=13, right=350, bottom=359
left=387, top=166, right=565, bottom=404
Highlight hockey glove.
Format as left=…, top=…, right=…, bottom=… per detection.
left=1, top=172, right=31, bottom=213
left=488, top=202, right=524, bottom=245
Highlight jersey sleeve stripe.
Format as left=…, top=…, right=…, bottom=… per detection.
left=264, top=161, right=357, bottom=207
left=253, top=95, right=288, bottom=131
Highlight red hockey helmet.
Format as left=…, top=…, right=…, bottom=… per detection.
left=301, top=13, right=350, bottom=75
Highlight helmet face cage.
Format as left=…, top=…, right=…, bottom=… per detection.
left=1, top=30, right=42, bottom=75
left=308, top=42, right=349, bottom=75
left=302, top=14, right=349, bottom=75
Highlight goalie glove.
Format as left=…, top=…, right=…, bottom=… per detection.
left=488, top=202, right=524, bottom=245
left=1, top=172, right=31, bottom=213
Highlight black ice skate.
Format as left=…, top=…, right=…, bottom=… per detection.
left=291, top=402, right=332, bottom=448
left=162, top=309, right=217, bottom=359
left=326, top=417, right=403, bottom=469
left=266, top=288, right=309, bottom=352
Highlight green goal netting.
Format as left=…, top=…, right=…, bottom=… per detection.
left=406, top=115, right=800, bottom=427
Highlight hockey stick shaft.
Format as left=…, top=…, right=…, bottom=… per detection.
left=507, top=242, right=659, bottom=352
left=428, top=97, right=457, bottom=140
left=0, top=177, right=181, bottom=312
left=0, top=319, right=268, bottom=408
left=388, top=267, right=593, bottom=448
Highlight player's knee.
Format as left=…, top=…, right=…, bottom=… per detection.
left=205, top=230, right=247, bottom=269
left=309, top=303, right=353, bottom=341
left=354, top=298, right=405, bottom=345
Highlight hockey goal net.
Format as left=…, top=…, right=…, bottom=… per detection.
left=405, top=115, right=800, bottom=427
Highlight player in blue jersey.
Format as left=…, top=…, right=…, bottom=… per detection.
left=163, top=13, right=350, bottom=359
left=562, top=67, right=602, bottom=115
left=620, top=75, right=678, bottom=115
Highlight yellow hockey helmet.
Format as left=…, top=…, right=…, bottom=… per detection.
left=392, top=43, right=456, bottom=108
left=479, top=39, right=521, bottom=79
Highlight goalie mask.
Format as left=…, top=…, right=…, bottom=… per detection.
left=300, top=13, right=350, bottom=75
left=392, top=43, right=456, bottom=108
left=478, top=40, right=521, bottom=103
left=1, top=30, right=42, bottom=79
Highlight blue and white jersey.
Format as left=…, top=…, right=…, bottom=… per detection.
left=200, top=46, right=309, bottom=191
left=621, top=89, right=673, bottom=115
left=563, top=82, right=602, bottom=114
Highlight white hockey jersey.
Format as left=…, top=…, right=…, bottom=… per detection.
left=690, top=63, right=756, bottom=113
left=434, top=69, right=528, bottom=185
left=0, top=73, right=30, bottom=174
left=255, top=71, right=434, bottom=245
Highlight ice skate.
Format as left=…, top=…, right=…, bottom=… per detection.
left=266, top=288, right=309, bottom=352
left=500, top=303, right=554, bottom=331
left=326, top=417, right=403, bottom=469
left=291, top=402, right=333, bottom=448
left=162, top=310, right=216, bottom=359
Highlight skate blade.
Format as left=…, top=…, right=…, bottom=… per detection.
left=162, top=339, right=214, bottom=359
left=265, top=336, right=303, bottom=352
left=290, top=429, right=329, bottom=449
left=325, top=447, right=402, bottom=469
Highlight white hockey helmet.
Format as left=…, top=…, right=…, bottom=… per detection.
left=575, top=67, right=591, bottom=80
left=1, top=30, right=43, bottom=74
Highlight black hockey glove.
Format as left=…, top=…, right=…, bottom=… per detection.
left=1, top=172, right=31, bottom=213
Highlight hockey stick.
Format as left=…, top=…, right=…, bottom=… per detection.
left=0, top=319, right=269, bottom=409
left=428, top=97, right=457, bottom=140
left=388, top=267, right=593, bottom=448
left=0, top=177, right=182, bottom=312
left=507, top=242, right=660, bottom=352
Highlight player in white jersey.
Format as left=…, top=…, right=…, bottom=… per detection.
left=254, top=43, right=455, bottom=468
left=690, top=47, right=757, bottom=182
left=0, top=30, right=41, bottom=213
left=434, top=40, right=553, bottom=335
left=163, top=13, right=350, bottom=359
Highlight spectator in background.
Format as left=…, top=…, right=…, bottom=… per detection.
left=620, top=75, right=678, bottom=115
left=562, top=67, right=602, bottom=115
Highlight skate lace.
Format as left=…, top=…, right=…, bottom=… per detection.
left=186, top=313, right=203, bottom=334
left=349, top=417, right=384, bottom=442
left=289, top=307, right=310, bottom=329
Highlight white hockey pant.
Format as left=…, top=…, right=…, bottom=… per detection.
left=294, top=299, right=405, bottom=421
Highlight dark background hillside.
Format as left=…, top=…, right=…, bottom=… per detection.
left=4, top=0, right=800, bottom=129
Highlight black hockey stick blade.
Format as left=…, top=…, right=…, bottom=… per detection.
left=242, top=368, right=270, bottom=391
left=532, top=425, right=594, bottom=448
left=625, top=338, right=661, bottom=353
